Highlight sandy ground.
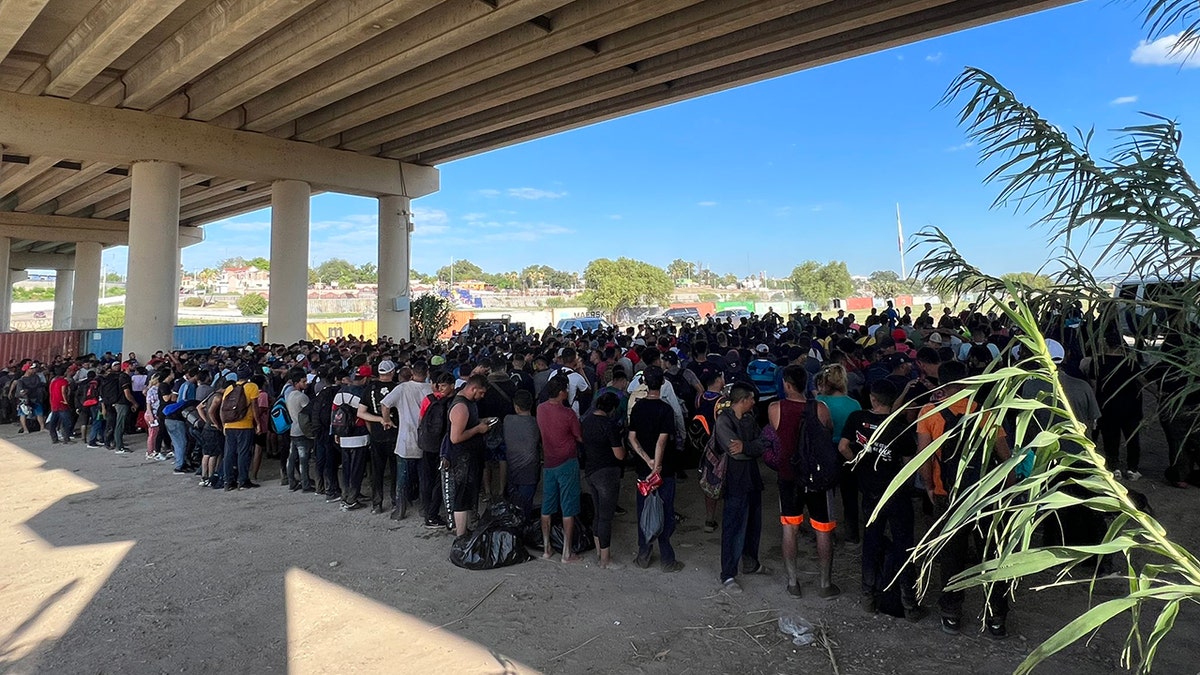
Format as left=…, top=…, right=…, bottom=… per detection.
left=2, top=414, right=1197, bottom=675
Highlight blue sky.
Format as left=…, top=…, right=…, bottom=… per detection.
left=102, top=0, right=1198, bottom=281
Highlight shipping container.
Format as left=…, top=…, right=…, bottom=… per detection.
left=845, top=297, right=874, bottom=311
left=80, top=323, right=265, bottom=357
left=0, top=330, right=81, bottom=367
left=307, top=321, right=377, bottom=342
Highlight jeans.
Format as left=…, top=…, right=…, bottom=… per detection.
left=112, top=403, right=130, bottom=449
left=165, top=419, right=190, bottom=470
left=636, top=476, right=677, bottom=565
left=1160, top=409, right=1200, bottom=484
left=222, top=428, right=255, bottom=487
left=82, top=406, right=100, bottom=444
left=586, top=467, right=621, bottom=549
left=287, top=436, right=313, bottom=489
left=395, top=457, right=419, bottom=506
left=46, top=410, right=73, bottom=442
left=720, top=489, right=763, bottom=581
left=511, top=483, right=536, bottom=522
left=316, top=433, right=340, bottom=495
left=369, top=437, right=397, bottom=508
left=938, top=525, right=1009, bottom=621
left=420, top=451, right=444, bottom=521
left=861, top=491, right=917, bottom=606
left=1100, top=412, right=1142, bottom=472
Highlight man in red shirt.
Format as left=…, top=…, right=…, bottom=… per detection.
left=537, top=374, right=583, bottom=563
left=47, top=366, right=75, bottom=444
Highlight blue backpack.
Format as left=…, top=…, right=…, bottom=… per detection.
left=269, top=384, right=294, bottom=435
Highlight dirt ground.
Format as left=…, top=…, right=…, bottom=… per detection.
left=2, top=413, right=1198, bottom=675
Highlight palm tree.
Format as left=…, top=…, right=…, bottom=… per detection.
left=867, top=4, right=1200, bottom=673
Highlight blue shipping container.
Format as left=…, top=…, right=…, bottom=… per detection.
left=81, top=323, right=263, bottom=356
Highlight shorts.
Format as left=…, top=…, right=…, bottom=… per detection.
left=541, top=458, right=581, bottom=518
left=485, top=439, right=507, bottom=463
left=254, top=433, right=267, bottom=448
left=19, top=403, right=44, bottom=418
left=201, top=426, right=225, bottom=457
left=778, top=480, right=836, bottom=532
left=450, top=455, right=482, bottom=513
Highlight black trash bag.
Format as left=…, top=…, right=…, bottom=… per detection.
left=449, top=500, right=532, bottom=571
left=520, top=513, right=596, bottom=554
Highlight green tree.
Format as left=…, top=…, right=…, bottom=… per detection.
left=579, top=257, right=672, bottom=315
left=247, top=256, right=270, bottom=271
left=236, top=293, right=267, bottom=316
left=789, top=260, right=853, bottom=309
left=868, top=270, right=903, bottom=298
left=999, top=271, right=1054, bottom=290
left=356, top=262, right=378, bottom=283
left=520, top=264, right=575, bottom=290
left=719, top=273, right=738, bottom=287
left=410, top=293, right=452, bottom=343
left=666, top=258, right=695, bottom=283
left=97, top=304, right=124, bottom=328
left=104, top=271, right=123, bottom=284
left=437, top=259, right=484, bottom=282
left=312, top=258, right=358, bottom=286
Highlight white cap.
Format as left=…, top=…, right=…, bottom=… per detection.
left=377, top=359, right=397, bottom=374
left=755, top=343, right=770, bottom=354
left=1045, top=339, right=1065, bottom=364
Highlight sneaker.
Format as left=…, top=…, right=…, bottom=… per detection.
left=986, top=619, right=1008, bottom=640
left=301, top=486, right=316, bottom=493
left=241, top=481, right=260, bottom=489
left=743, top=561, right=771, bottom=575
left=787, top=583, right=802, bottom=598
left=164, top=451, right=174, bottom=459
left=941, top=617, right=961, bottom=636
left=155, top=453, right=168, bottom=461
left=722, top=578, right=743, bottom=594
left=173, top=468, right=188, bottom=474
left=423, top=517, right=445, bottom=529
left=224, top=484, right=237, bottom=492
left=341, top=501, right=364, bottom=512
left=662, top=560, right=685, bottom=573
left=817, top=583, right=842, bottom=599
left=199, top=478, right=210, bottom=487
left=325, top=494, right=344, bottom=503
left=289, top=483, right=300, bottom=492
left=86, top=442, right=101, bottom=449
left=635, top=552, right=651, bottom=569
left=145, top=453, right=156, bottom=461
left=703, top=520, right=718, bottom=533
left=1125, top=470, right=1142, bottom=481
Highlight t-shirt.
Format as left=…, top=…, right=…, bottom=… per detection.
left=628, top=397, right=677, bottom=477
left=222, top=382, right=261, bottom=430
left=99, top=373, right=122, bottom=405
left=817, top=394, right=861, bottom=440
left=841, top=410, right=915, bottom=495
left=49, top=377, right=70, bottom=412
left=503, top=414, right=541, bottom=486
left=286, top=389, right=310, bottom=438
left=381, top=379, right=432, bottom=459
left=580, top=412, right=622, bottom=474
left=362, top=380, right=397, bottom=441
left=537, top=400, right=581, bottom=469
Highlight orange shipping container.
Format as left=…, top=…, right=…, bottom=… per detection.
left=846, top=297, right=874, bottom=311
left=0, top=330, right=81, bottom=367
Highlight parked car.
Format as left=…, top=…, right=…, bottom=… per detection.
left=714, top=308, right=752, bottom=323
left=648, top=306, right=701, bottom=326
left=556, top=316, right=611, bottom=333
left=33, top=311, right=46, bottom=319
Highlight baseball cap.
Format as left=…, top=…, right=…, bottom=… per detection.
left=891, top=329, right=908, bottom=342
left=377, top=359, right=396, bottom=374
left=1045, top=339, right=1065, bottom=364
left=236, top=365, right=253, bottom=379
left=927, top=332, right=944, bottom=345
left=632, top=338, right=646, bottom=347
left=431, top=355, right=446, bottom=366
left=755, top=343, right=770, bottom=355
left=225, top=371, right=239, bottom=382
left=883, top=353, right=912, bottom=369
left=356, top=364, right=374, bottom=378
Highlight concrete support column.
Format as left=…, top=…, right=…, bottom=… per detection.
left=124, top=161, right=180, bottom=358
left=72, top=241, right=102, bottom=330
left=377, top=195, right=411, bottom=342
left=266, top=180, right=310, bottom=344
left=53, top=270, right=74, bottom=330
left=0, top=236, right=10, bottom=333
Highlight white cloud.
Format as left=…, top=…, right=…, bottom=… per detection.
left=461, top=212, right=487, bottom=222
left=925, top=52, right=943, bottom=63
left=697, top=201, right=718, bottom=207
left=477, top=188, right=501, bottom=197
left=947, top=141, right=976, bottom=152
left=1110, top=95, right=1139, bottom=105
left=507, top=187, right=567, bottom=200
left=1131, top=34, right=1200, bottom=68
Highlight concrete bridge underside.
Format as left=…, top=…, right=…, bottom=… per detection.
left=0, top=0, right=1072, bottom=353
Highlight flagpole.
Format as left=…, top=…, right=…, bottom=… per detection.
left=896, top=203, right=906, bottom=279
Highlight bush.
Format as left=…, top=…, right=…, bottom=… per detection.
left=236, top=293, right=267, bottom=316
left=182, top=297, right=204, bottom=308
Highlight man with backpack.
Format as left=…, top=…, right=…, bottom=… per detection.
left=283, top=368, right=315, bottom=492
left=219, top=366, right=261, bottom=491
left=416, top=371, right=456, bottom=529
left=771, top=365, right=839, bottom=599
left=917, top=360, right=1012, bottom=638
left=714, top=383, right=769, bottom=594
left=313, top=369, right=343, bottom=499
left=332, top=365, right=372, bottom=511
left=197, top=375, right=230, bottom=488
left=356, top=361, right=399, bottom=514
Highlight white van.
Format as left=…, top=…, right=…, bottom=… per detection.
left=1113, top=276, right=1195, bottom=335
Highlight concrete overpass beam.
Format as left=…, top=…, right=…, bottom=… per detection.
left=377, top=195, right=411, bottom=342
left=52, top=269, right=73, bottom=330
left=123, top=161, right=180, bottom=358
left=0, top=0, right=51, bottom=63
left=72, top=241, right=101, bottom=330
left=266, top=180, right=310, bottom=344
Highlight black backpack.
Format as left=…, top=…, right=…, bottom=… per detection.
left=789, top=399, right=841, bottom=492
left=417, top=393, right=453, bottom=455
left=330, top=394, right=363, bottom=438
left=937, top=409, right=983, bottom=493
left=313, top=384, right=339, bottom=431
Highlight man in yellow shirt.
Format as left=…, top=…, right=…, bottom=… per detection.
left=219, top=366, right=262, bottom=491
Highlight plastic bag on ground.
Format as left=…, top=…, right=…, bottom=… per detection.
left=778, top=615, right=815, bottom=646
left=640, top=491, right=664, bottom=541
left=520, top=514, right=596, bottom=554
left=448, top=500, right=532, bottom=570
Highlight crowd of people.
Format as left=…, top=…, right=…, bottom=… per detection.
left=1, top=299, right=1194, bottom=640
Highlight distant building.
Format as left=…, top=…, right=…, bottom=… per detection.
left=220, top=266, right=270, bottom=294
